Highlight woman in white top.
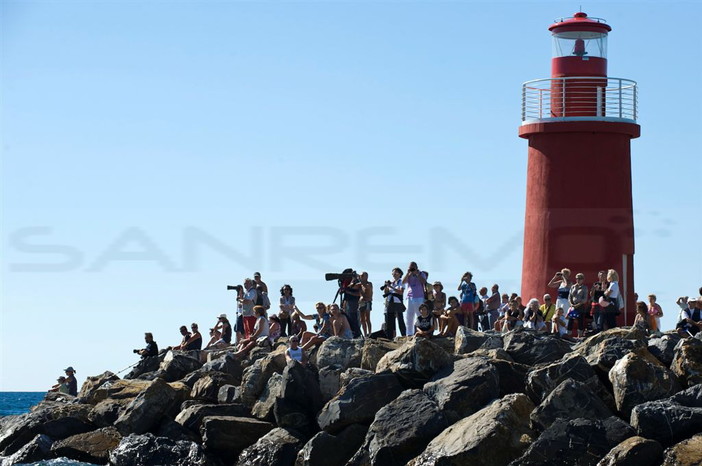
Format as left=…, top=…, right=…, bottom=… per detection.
left=599, top=269, right=620, bottom=330
left=234, top=306, right=270, bottom=359
left=285, top=335, right=307, bottom=365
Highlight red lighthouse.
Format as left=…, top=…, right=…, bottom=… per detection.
left=519, top=12, right=640, bottom=325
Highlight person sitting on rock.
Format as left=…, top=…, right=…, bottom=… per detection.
left=290, top=308, right=308, bottom=340
left=233, top=306, right=271, bottom=358
left=551, top=308, right=568, bottom=337
left=135, top=334, right=158, bottom=358
left=498, top=299, right=524, bottom=333
left=415, top=303, right=434, bottom=338
left=439, top=296, right=461, bottom=336
left=61, top=366, right=78, bottom=396
left=633, top=301, right=650, bottom=333
left=204, top=314, right=232, bottom=350
left=171, top=325, right=191, bottom=350
left=330, top=303, right=353, bottom=339
left=285, top=335, right=307, bottom=365
left=172, top=323, right=202, bottom=351
left=523, top=298, right=546, bottom=331
left=677, top=296, right=702, bottom=337
left=49, top=376, right=70, bottom=394
left=269, top=314, right=282, bottom=342
left=301, top=302, right=333, bottom=350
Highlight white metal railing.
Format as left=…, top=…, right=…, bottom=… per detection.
left=521, top=77, right=638, bottom=123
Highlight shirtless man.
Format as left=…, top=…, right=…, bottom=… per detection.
left=358, top=272, right=373, bottom=337
left=329, top=303, right=353, bottom=339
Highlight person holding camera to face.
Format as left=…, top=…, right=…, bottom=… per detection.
left=402, top=262, right=427, bottom=336
left=134, top=332, right=158, bottom=358
left=339, top=270, right=363, bottom=338
left=383, top=267, right=406, bottom=338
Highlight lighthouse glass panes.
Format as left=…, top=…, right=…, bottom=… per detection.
left=552, top=32, right=607, bottom=58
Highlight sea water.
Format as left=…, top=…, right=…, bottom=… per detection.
left=0, top=392, right=98, bottom=466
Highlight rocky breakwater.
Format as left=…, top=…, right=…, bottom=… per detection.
left=1, top=327, right=702, bottom=466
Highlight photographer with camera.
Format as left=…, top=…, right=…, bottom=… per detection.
left=383, top=267, right=406, bottom=338
left=402, top=262, right=427, bottom=336
left=239, top=278, right=258, bottom=338
left=338, top=269, right=363, bottom=338
left=134, top=332, right=158, bottom=358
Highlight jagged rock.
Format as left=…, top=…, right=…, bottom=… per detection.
left=487, top=358, right=529, bottom=396
left=348, top=389, right=450, bottom=466
left=630, top=384, right=702, bottom=445
left=236, top=427, right=306, bottom=466
left=201, top=353, right=245, bottom=385
left=200, top=416, right=274, bottom=457
left=671, top=338, right=702, bottom=387
left=469, top=347, right=513, bottom=361
left=318, top=365, right=343, bottom=403
left=155, top=418, right=199, bottom=442
left=114, top=378, right=179, bottom=435
left=340, top=368, right=374, bottom=388
left=190, top=372, right=238, bottom=403
left=217, top=384, right=240, bottom=404
left=240, top=352, right=287, bottom=407
left=0, top=404, right=93, bottom=456
left=361, top=339, right=401, bottom=371
left=597, top=436, right=663, bottom=466
left=88, top=378, right=151, bottom=405
left=609, top=350, right=681, bottom=417
left=295, top=424, right=368, bottom=466
left=274, top=362, right=324, bottom=434
left=423, top=357, right=499, bottom=423
left=50, top=426, right=121, bottom=464
left=454, top=327, right=491, bottom=354
left=503, top=328, right=572, bottom=366
left=648, top=333, right=682, bottom=367
left=77, top=371, right=120, bottom=403
left=0, top=433, right=53, bottom=465
left=125, top=355, right=162, bottom=380
left=109, top=433, right=212, bottom=466
left=575, top=328, right=647, bottom=374
left=526, top=353, right=614, bottom=408
left=408, top=393, right=535, bottom=466
left=42, top=392, right=76, bottom=403
left=88, top=400, right=123, bottom=427
left=317, top=373, right=403, bottom=434
left=375, top=338, right=453, bottom=387
left=511, top=417, right=635, bottom=466
left=160, top=351, right=203, bottom=382
left=251, top=373, right=284, bottom=422
left=316, top=337, right=364, bottom=371
left=661, top=434, right=702, bottom=466
left=175, top=403, right=250, bottom=435
left=531, top=379, right=613, bottom=431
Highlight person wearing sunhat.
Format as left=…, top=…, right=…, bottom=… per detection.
left=63, top=366, right=78, bottom=396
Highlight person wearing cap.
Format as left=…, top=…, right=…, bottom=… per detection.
left=63, top=366, right=78, bottom=396
left=205, top=314, right=232, bottom=349
left=431, top=281, right=446, bottom=331
left=50, top=376, right=70, bottom=394
left=677, top=297, right=702, bottom=337
left=568, top=273, right=589, bottom=337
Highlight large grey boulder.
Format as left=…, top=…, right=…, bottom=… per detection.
left=526, top=353, right=614, bottom=408
left=77, top=371, right=120, bottom=403
left=114, top=378, right=179, bottom=435
left=50, top=426, right=122, bottom=464
left=160, top=351, right=203, bottom=382
left=661, top=434, right=702, bottom=466
left=318, top=365, right=343, bottom=403
left=530, top=379, right=613, bottom=431
left=348, top=389, right=449, bottom=466
left=574, top=328, right=647, bottom=374
left=511, top=417, right=635, bottom=466
left=488, top=358, right=530, bottom=396
left=503, top=328, right=573, bottom=366
left=200, top=416, right=274, bottom=457
left=109, top=433, right=213, bottom=466
left=240, top=352, right=287, bottom=407
left=671, top=338, right=702, bottom=387
left=454, top=327, right=491, bottom=354
left=251, top=372, right=284, bottom=422
left=375, top=338, right=453, bottom=387
left=175, top=403, right=249, bottom=435
left=200, top=352, right=245, bottom=385
left=316, top=337, right=364, bottom=371
left=317, top=373, right=403, bottom=434
left=217, top=384, right=240, bottom=404
left=0, top=433, right=53, bottom=465
left=361, top=339, right=401, bottom=371
left=408, top=393, right=535, bottom=466
left=647, top=333, right=682, bottom=366
left=190, top=371, right=238, bottom=403
left=597, top=436, right=664, bottom=466
left=295, top=424, right=368, bottom=466
left=125, top=354, right=163, bottom=380
left=609, top=350, right=681, bottom=417
left=236, top=427, right=306, bottom=466
left=274, top=361, right=324, bottom=434
left=423, top=356, right=500, bottom=423
left=630, top=383, right=702, bottom=445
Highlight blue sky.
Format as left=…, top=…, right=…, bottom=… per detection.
left=2, top=0, right=700, bottom=391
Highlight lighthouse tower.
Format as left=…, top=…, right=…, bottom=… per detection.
left=519, top=12, right=640, bottom=324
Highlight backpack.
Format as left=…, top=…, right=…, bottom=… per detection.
left=259, top=291, right=271, bottom=311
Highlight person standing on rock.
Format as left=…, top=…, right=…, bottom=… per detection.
left=358, top=272, right=374, bottom=338
left=384, top=267, right=406, bottom=338
left=568, top=273, right=589, bottom=337
left=62, top=367, right=78, bottom=396
left=590, top=270, right=608, bottom=333
left=403, top=262, right=427, bottom=336
left=548, top=268, right=573, bottom=322
left=647, top=294, right=663, bottom=333
left=240, top=278, right=258, bottom=338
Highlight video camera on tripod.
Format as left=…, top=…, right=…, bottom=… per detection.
left=324, top=268, right=358, bottom=303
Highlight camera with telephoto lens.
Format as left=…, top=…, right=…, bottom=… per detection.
left=133, top=349, right=139, bottom=354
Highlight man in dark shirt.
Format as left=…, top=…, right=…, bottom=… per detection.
left=63, top=366, right=78, bottom=396
left=137, top=332, right=158, bottom=357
